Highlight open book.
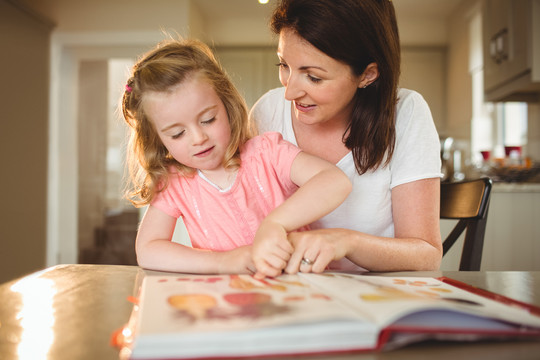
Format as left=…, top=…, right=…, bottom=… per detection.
left=117, top=272, right=540, bottom=359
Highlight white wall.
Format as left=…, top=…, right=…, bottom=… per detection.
left=0, top=0, right=52, bottom=283
left=445, top=0, right=478, bottom=141
left=401, top=47, right=447, bottom=130
left=18, top=0, right=192, bottom=32
left=214, top=47, right=282, bottom=108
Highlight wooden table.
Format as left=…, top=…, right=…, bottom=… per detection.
left=1, top=265, right=539, bottom=360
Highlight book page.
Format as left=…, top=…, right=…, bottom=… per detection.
left=300, top=273, right=540, bottom=330
left=135, top=273, right=375, bottom=335
left=127, top=273, right=380, bottom=358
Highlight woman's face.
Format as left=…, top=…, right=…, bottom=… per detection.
left=277, top=28, right=364, bottom=127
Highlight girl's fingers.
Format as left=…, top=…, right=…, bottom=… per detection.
left=273, top=246, right=293, bottom=262
left=253, top=260, right=282, bottom=279
left=264, top=253, right=288, bottom=271
left=278, top=239, right=294, bottom=254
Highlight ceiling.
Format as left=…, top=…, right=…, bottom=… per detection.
left=195, top=0, right=463, bottom=26
left=14, top=0, right=465, bottom=47
left=392, top=0, right=463, bottom=18
left=193, top=0, right=464, bottom=46
left=195, top=0, right=278, bottom=19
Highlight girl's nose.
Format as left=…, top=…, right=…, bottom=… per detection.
left=192, top=127, right=208, bottom=145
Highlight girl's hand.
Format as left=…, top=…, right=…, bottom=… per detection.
left=218, top=245, right=257, bottom=274
left=252, top=220, right=294, bottom=279
left=285, top=229, right=350, bottom=274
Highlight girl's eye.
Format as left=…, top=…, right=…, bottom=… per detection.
left=202, top=117, right=216, bottom=125
left=171, top=131, right=184, bottom=139
left=276, top=62, right=288, bottom=69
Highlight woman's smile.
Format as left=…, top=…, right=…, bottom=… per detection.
left=294, top=101, right=316, bottom=112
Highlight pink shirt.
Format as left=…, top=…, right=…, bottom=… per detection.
left=151, top=132, right=302, bottom=251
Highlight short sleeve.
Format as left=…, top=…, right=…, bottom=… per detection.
left=151, top=176, right=184, bottom=218
left=242, top=132, right=302, bottom=191
left=390, top=89, right=442, bottom=188
left=249, top=88, right=296, bottom=143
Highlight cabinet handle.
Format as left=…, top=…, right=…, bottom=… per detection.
left=490, top=38, right=497, bottom=59
left=490, top=29, right=508, bottom=64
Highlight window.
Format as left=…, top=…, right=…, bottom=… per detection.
left=497, top=102, right=528, bottom=157
left=470, top=10, right=528, bottom=164
left=473, top=100, right=528, bottom=162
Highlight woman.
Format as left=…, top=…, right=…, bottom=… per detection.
left=250, top=0, right=443, bottom=274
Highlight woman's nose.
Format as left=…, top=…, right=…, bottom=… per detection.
left=283, top=73, right=304, bottom=101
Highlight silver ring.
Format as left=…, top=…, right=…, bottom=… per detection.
left=301, top=257, right=314, bottom=266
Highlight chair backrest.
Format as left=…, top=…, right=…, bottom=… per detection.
left=440, top=177, right=492, bottom=271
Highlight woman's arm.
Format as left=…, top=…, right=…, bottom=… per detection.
left=252, top=152, right=352, bottom=278
left=285, top=178, right=442, bottom=273
left=136, top=205, right=256, bottom=274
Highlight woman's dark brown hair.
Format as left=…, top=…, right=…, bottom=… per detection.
left=271, top=0, right=400, bottom=174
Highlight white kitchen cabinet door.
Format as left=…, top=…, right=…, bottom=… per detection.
left=483, top=191, right=540, bottom=270
left=441, top=189, right=540, bottom=271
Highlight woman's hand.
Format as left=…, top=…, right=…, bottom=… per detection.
left=251, top=147, right=351, bottom=279
left=252, top=220, right=294, bottom=279
left=283, top=178, right=443, bottom=273
left=285, top=229, right=350, bottom=274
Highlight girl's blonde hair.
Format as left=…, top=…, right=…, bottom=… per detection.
left=122, top=38, right=256, bottom=207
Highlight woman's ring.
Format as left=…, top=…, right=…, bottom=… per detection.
left=301, top=258, right=314, bottom=266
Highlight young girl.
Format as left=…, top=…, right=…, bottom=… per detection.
left=122, top=38, right=351, bottom=277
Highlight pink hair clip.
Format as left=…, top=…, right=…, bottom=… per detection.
left=125, top=84, right=133, bottom=93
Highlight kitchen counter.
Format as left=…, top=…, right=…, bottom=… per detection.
left=492, top=182, right=540, bottom=193
left=441, top=179, right=540, bottom=271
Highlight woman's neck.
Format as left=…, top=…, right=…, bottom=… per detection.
left=291, top=110, right=350, bottom=164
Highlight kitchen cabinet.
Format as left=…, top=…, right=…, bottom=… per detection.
left=441, top=183, right=540, bottom=271
left=214, top=47, right=282, bottom=108
left=483, top=0, right=540, bottom=102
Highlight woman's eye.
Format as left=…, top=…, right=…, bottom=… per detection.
left=276, top=62, right=288, bottom=69
left=308, top=75, right=322, bottom=83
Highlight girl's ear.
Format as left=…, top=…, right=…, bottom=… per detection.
left=359, top=62, right=379, bottom=88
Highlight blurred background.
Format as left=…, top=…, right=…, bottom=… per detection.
left=1, top=0, right=539, bottom=283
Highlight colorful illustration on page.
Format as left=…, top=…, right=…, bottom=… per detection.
left=353, top=277, right=483, bottom=307
left=165, top=274, right=330, bottom=323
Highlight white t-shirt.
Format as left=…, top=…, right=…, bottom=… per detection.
left=250, top=87, right=442, bottom=270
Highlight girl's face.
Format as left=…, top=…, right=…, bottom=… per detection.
left=144, top=76, right=231, bottom=173
left=277, top=28, right=364, bottom=127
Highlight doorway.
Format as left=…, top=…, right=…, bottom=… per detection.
left=77, top=58, right=139, bottom=265
left=47, top=35, right=282, bottom=266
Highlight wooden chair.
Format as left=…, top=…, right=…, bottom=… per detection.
left=440, top=177, right=492, bottom=271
